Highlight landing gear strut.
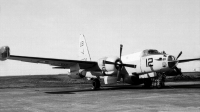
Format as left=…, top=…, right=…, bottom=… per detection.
left=143, top=72, right=166, bottom=89
left=92, top=78, right=101, bottom=90
left=152, top=72, right=166, bottom=89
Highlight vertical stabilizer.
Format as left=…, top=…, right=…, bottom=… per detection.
left=79, top=34, right=91, bottom=61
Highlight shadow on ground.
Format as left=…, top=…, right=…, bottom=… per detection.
left=45, top=83, right=200, bottom=94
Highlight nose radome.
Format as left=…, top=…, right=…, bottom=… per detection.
left=168, top=55, right=175, bottom=61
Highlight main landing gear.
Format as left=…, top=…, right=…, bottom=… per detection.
left=143, top=72, right=166, bottom=89
left=92, top=78, right=101, bottom=90
left=143, top=78, right=152, bottom=88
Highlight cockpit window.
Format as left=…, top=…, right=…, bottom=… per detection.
left=142, top=49, right=161, bottom=56
left=148, top=50, right=161, bottom=54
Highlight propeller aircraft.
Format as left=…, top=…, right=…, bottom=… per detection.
left=0, top=35, right=200, bottom=90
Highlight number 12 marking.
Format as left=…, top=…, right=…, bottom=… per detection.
left=146, top=58, right=153, bottom=67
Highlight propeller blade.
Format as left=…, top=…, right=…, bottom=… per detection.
left=105, top=61, right=137, bottom=68
left=120, top=44, right=123, bottom=59
left=174, top=66, right=182, bottom=75
left=178, top=58, right=200, bottom=63
left=116, top=68, right=122, bottom=82
left=176, top=51, right=182, bottom=60
left=121, top=63, right=137, bottom=68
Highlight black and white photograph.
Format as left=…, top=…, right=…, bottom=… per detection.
left=0, top=0, right=200, bottom=111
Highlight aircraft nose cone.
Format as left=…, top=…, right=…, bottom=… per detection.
left=167, top=55, right=177, bottom=68
left=168, top=55, right=175, bottom=61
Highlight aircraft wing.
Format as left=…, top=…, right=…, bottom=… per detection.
left=8, top=55, right=101, bottom=71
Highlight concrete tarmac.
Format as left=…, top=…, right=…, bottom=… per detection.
left=0, top=78, right=200, bottom=112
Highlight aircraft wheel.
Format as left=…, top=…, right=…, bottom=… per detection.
left=92, top=79, right=101, bottom=90
left=143, top=78, right=152, bottom=88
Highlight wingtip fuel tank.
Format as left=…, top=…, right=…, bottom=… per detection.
left=0, top=46, right=10, bottom=61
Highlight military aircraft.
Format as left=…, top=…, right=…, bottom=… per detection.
left=0, top=35, right=200, bottom=89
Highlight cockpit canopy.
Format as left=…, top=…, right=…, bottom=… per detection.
left=142, top=49, right=162, bottom=57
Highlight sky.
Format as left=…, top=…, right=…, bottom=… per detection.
left=0, top=0, right=200, bottom=76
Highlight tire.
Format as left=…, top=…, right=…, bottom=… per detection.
left=92, top=79, right=100, bottom=90
left=143, top=78, right=152, bottom=88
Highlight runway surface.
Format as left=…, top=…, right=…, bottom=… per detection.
left=0, top=76, right=200, bottom=112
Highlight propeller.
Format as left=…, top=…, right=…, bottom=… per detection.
left=120, top=44, right=123, bottom=59
left=174, top=66, right=182, bottom=75
left=116, top=44, right=123, bottom=82
left=104, top=44, right=136, bottom=83
left=169, top=51, right=200, bottom=76
left=174, top=51, right=183, bottom=76
left=176, top=51, right=182, bottom=60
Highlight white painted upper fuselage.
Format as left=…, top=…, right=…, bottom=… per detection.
left=121, top=49, right=174, bottom=76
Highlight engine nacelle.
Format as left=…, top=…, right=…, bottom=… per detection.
left=98, top=56, right=120, bottom=73
left=68, top=70, right=86, bottom=79
left=0, top=46, right=10, bottom=61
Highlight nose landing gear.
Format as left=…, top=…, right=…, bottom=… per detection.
left=152, top=72, right=166, bottom=89
left=143, top=72, right=166, bottom=89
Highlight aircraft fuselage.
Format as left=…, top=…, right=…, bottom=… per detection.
left=122, top=49, right=175, bottom=76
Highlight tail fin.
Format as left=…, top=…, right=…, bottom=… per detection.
left=78, top=35, right=91, bottom=61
